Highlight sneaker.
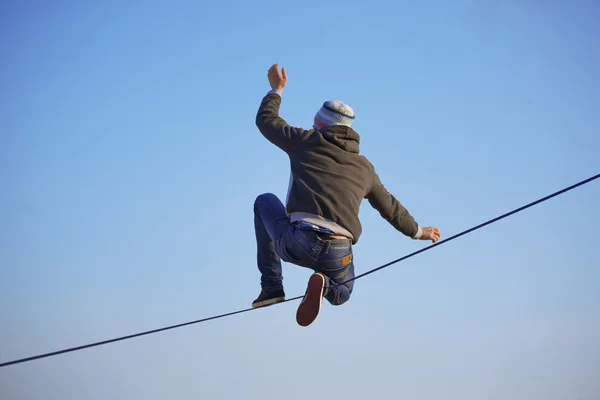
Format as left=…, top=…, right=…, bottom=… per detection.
left=296, top=273, right=325, bottom=327
left=252, top=289, right=285, bottom=308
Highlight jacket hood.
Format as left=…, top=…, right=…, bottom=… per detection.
left=318, top=125, right=360, bottom=153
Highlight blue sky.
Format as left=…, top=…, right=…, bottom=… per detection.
left=1, top=0, right=599, bottom=399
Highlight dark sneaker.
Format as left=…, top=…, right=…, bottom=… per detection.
left=252, top=289, right=285, bottom=308
left=296, top=273, right=325, bottom=327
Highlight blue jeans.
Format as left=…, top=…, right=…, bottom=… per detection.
left=254, top=193, right=355, bottom=306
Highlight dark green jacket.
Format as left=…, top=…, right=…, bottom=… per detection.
left=256, top=92, right=419, bottom=244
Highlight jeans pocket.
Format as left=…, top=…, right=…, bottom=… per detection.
left=319, top=253, right=352, bottom=280
left=277, top=239, right=300, bottom=263
left=278, top=235, right=316, bottom=267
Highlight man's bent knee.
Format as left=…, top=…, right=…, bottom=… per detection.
left=331, top=298, right=349, bottom=306
left=325, top=291, right=351, bottom=306
left=254, top=193, right=277, bottom=212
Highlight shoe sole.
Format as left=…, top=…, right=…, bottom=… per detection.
left=296, top=273, right=324, bottom=327
left=252, top=296, right=285, bottom=308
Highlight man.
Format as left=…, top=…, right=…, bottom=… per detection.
left=252, top=63, right=441, bottom=327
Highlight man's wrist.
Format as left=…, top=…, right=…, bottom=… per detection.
left=267, top=88, right=284, bottom=96
left=412, top=226, right=423, bottom=239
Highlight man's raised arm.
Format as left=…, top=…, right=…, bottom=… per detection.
left=255, top=63, right=307, bottom=153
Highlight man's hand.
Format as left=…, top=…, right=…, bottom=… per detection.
left=419, top=227, right=441, bottom=243
left=267, top=63, right=287, bottom=91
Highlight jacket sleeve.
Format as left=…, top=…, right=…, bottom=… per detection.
left=255, top=92, right=309, bottom=153
left=365, top=169, right=421, bottom=238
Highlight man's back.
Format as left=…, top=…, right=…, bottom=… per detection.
left=285, top=124, right=373, bottom=242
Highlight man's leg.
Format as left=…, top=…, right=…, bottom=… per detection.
left=296, top=239, right=355, bottom=326
left=322, top=255, right=355, bottom=306
left=252, top=193, right=290, bottom=307
left=312, top=240, right=355, bottom=306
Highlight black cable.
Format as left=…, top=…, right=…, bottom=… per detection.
left=342, top=172, right=600, bottom=284
left=0, top=294, right=302, bottom=369
left=1, top=172, right=598, bottom=369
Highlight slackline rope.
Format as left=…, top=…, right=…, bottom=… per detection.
left=1, top=172, right=598, bottom=369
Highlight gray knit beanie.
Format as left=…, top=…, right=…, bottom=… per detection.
left=313, top=100, right=355, bottom=129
